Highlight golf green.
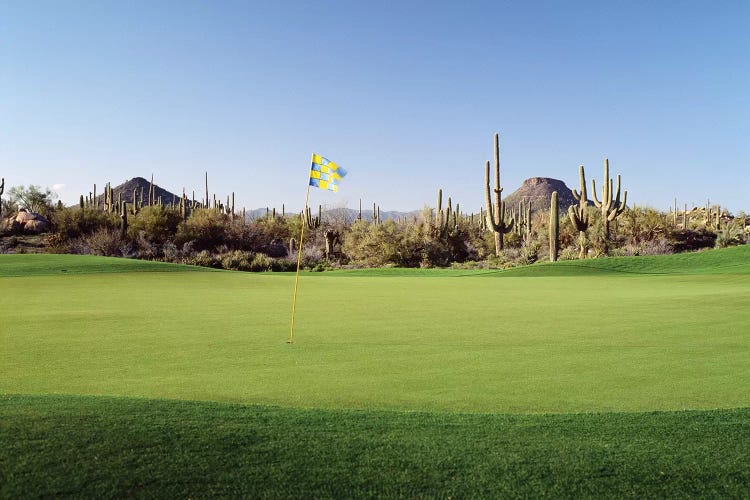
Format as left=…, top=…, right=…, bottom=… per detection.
left=2, top=248, right=749, bottom=414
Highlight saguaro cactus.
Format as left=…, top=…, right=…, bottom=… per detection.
left=514, top=200, right=532, bottom=243
left=120, top=202, right=128, bottom=238
left=591, top=158, right=627, bottom=254
left=304, top=204, right=321, bottom=229
left=549, top=191, right=559, bottom=262
left=568, top=165, right=591, bottom=259
left=484, top=133, right=514, bottom=255
left=0, top=177, right=4, bottom=218
left=324, top=229, right=339, bottom=260
left=434, top=188, right=457, bottom=238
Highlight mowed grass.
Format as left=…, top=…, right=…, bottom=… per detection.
left=2, top=395, right=750, bottom=498
left=2, top=247, right=750, bottom=413
left=2, top=248, right=750, bottom=497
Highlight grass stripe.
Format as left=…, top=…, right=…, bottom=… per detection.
left=2, top=394, right=749, bottom=498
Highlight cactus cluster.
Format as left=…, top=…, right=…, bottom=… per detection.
left=434, top=188, right=459, bottom=238
left=568, top=165, right=590, bottom=259
left=514, top=200, right=531, bottom=243
left=304, top=204, right=322, bottom=229
left=592, top=159, right=627, bottom=254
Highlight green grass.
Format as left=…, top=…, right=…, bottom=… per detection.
left=2, top=248, right=749, bottom=413
left=2, top=395, right=749, bottom=498
left=0, top=253, right=212, bottom=277
left=1, top=248, right=749, bottom=496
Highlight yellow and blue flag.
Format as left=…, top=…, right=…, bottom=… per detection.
left=309, top=154, right=347, bottom=192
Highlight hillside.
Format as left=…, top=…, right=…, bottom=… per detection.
left=502, top=177, right=583, bottom=215
left=95, top=177, right=188, bottom=206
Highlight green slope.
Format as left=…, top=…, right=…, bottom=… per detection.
left=0, top=253, right=212, bottom=277
left=2, top=395, right=749, bottom=498
left=326, top=245, right=750, bottom=277
left=2, top=247, right=749, bottom=414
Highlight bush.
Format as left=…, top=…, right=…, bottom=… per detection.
left=669, top=228, right=717, bottom=253
left=176, top=209, right=230, bottom=251
left=220, top=250, right=255, bottom=271
left=79, top=228, right=123, bottom=256
left=249, top=253, right=274, bottom=272
left=188, top=250, right=220, bottom=268
left=715, top=224, right=746, bottom=248
left=52, top=207, right=119, bottom=240
left=128, top=206, right=182, bottom=244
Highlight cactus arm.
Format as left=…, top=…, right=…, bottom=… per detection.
left=608, top=190, right=628, bottom=221
left=591, top=178, right=602, bottom=208
left=612, top=174, right=621, bottom=208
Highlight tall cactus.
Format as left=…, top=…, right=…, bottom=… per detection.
left=568, top=164, right=590, bottom=259
left=549, top=191, right=559, bottom=262
left=434, top=188, right=457, bottom=238
left=515, top=200, right=532, bottom=243
left=0, top=177, right=4, bottom=218
left=132, top=187, right=139, bottom=214
left=120, top=202, right=128, bottom=238
left=304, top=204, right=321, bottom=229
left=484, top=133, right=514, bottom=255
left=591, top=158, right=627, bottom=254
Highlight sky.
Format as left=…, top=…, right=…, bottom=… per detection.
left=1, top=1, right=748, bottom=214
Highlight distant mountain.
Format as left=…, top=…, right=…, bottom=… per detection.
left=95, top=177, right=191, bottom=207
left=502, top=177, right=587, bottom=215
left=244, top=206, right=422, bottom=222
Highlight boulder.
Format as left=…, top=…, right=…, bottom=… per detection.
left=23, top=219, right=51, bottom=234
left=11, top=210, right=51, bottom=234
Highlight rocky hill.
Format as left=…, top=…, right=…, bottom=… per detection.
left=95, top=177, right=193, bottom=206
left=502, top=177, right=585, bottom=215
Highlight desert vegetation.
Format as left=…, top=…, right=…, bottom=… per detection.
left=1, top=136, right=747, bottom=270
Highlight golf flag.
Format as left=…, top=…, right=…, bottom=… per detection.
left=309, top=154, right=347, bottom=192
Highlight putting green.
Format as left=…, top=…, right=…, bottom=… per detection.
left=1, top=248, right=749, bottom=413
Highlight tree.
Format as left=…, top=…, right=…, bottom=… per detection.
left=8, top=185, right=57, bottom=216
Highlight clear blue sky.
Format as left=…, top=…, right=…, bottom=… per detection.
left=1, top=1, right=748, bottom=213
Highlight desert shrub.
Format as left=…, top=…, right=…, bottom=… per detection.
left=188, top=250, right=220, bottom=268
left=559, top=245, right=579, bottom=261
left=243, top=217, right=294, bottom=249
left=176, top=209, right=230, bottom=251
left=715, top=224, right=746, bottom=248
left=342, top=220, right=402, bottom=267
left=248, top=253, right=274, bottom=272
left=52, top=207, right=119, bottom=240
left=669, top=228, right=717, bottom=252
left=43, top=233, right=68, bottom=253
left=519, top=241, right=540, bottom=265
left=220, top=250, right=255, bottom=271
left=128, top=205, right=182, bottom=244
left=162, top=241, right=179, bottom=262
left=79, top=228, right=123, bottom=256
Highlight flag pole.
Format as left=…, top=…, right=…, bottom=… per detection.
left=289, top=172, right=312, bottom=344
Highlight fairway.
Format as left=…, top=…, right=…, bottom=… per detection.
left=2, top=248, right=749, bottom=414
left=3, top=249, right=750, bottom=497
